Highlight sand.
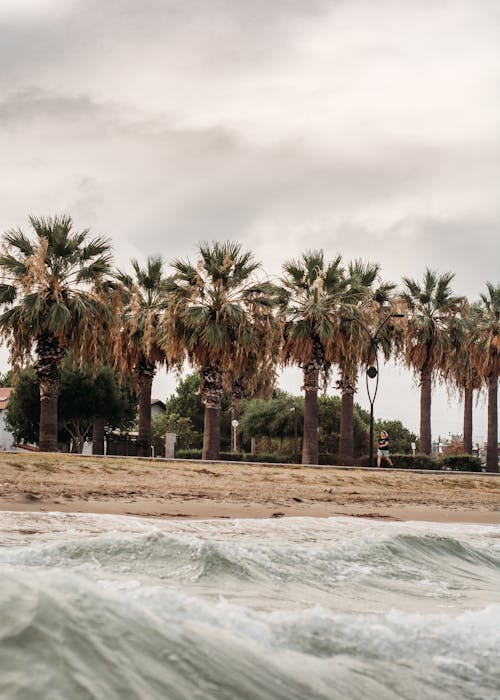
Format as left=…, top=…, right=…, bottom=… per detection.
left=0, top=452, right=499, bottom=523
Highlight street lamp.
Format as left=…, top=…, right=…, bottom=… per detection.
left=290, top=405, right=298, bottom=463
left=342, top=312, right=404, bottom=467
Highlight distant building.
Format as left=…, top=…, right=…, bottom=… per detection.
left=151, top=398, right=166, bottom=416
left=0, top=388, right=15, bottom=450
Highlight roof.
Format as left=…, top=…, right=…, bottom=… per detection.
left=151, top=398, right=166, bottom=409
left=0, top=387, right=14, bottom=411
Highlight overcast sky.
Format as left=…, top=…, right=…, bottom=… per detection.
left=1, top=0, right=498, bottom=442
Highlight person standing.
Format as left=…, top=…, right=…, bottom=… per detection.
left=377, top=430, right=393, bottom=467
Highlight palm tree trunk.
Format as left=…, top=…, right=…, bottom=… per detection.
left=38, top=377, right=60, bottom=452
left=35, top=333, right=65, bottom=452
left=201, top=365, right=223, bottom=460
left=136, top=360, right=155, bottom=458
left=463, top=384, right=473, bottom=455
left=93, top=416, right=105, bottom=455
left=203, top=405, right=221, bottom=459
left=419, top=365, right=432, bottom=455
left=302, top=363, right=320, bottom=465
left=339, top=376, right=355, bottom=460
left=486, top=373, right=498, bottom=473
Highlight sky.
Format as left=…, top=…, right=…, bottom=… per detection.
left=0, top=0, right=498, bottom=444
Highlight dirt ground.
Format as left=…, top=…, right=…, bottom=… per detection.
left=0, top=452, right=499, bottom=523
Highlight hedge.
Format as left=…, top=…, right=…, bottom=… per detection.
left=438, top=454, right=483, bottom=472
left=173, top=450, right=484, bottom=471
left=174, top=449, right=294, bottom=463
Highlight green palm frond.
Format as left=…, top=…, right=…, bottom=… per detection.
left=3, top=229, right=35, bottom=256
left=0, top=215, right=114, bottom=363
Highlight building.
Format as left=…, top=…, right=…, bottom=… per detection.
left=151, top=398, right=166, bottom=416
left=0, top=388, right=15, bottom=450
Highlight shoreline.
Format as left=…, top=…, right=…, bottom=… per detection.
left=1, top=452, right=499, bottom=524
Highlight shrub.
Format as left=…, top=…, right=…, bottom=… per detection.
left=438, top=454, right=483, bottom=472
left=175, top=449, right=202, bottom=460
left=319, top=454, right=360, bottom=466
left=173, top=450, right=294, bottom=464
left=362, top=453, right=436, bottom=469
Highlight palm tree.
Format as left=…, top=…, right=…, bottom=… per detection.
left=473, top=283, right=499, bottom=472
left=280, top=250, right=363, bottom=465
left=117, top=256, right=170, bottom=457
left=337, top=260, right=396, bottom=460
left=223, top=301, right=280, bottom=451
left=401, top=269, right=464, bottom=455
left=448, top=309, right=481, bottom=454
left=0, top=215, right=113, bottom=451
left=164, top=242, right=274, bottom=460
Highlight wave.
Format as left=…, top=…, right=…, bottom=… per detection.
left=2, top=521, right=499, bottom=595
left=1, top=567, right=499, bottom=700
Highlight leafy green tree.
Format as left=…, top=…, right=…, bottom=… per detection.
left=5, top=362, right=136, bottom=451
left=5, top=368, right=40, bottom=443
left=239, top=394, right=302, bottom=448
left=401, top=269, right=464, bottom=454
left=165, top=374, right=205, bottom=436
left=0, top=370, right=13, bottom=387
left=164, top=242, right=274, bottom=459
left=239, top=393, right=372, bottom=458
left=374, top=419, right=418, bottom=454
left=151, top=412, right=198, bottom=456
left=91, top=366, right=137, bottom=454
left=0, top=215, right=113, bottom=451
left=164, top=373, right=231, bottom=449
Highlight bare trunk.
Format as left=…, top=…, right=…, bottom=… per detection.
left=201, top=365, right=223, bottom=460
left=35, top=332, right=65, bottom=452
left=203, top=405, right=221, bottom=460
left=486, top=373, right=498, bottom=473
left=463, top=384, right=473, bottom=455
left=93, top=416, right=105, bottom=455
left=338, top=376, right=355, bottom=460
left=302, top=363, right=320, bottom=465
left=419, top=365, right=432, bottom=455
left=136, top=359, right=155, bottom=458
left=38, top=378, right=59, bottom=452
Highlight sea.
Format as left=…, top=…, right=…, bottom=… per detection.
left=0, top=512, right=499, bottom=700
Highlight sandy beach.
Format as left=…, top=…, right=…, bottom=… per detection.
left=0, top=452, right=498, bottom=523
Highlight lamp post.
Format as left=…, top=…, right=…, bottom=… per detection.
left=290, top=405, right=298, bottom=463
left=342, top=312, right=404, bottom=467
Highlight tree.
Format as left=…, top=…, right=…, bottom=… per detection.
left=401, top=269, right=464, bottom=455
left=5, top=362, right=136, bottom=451
left=165, top=372, right=231, bottom=449
left=224, top=304, right=280, bottom=450
left=337, top=260, right=396, bottom=460
left=448, top=309, right=482, bottom=455
left=279, top=250, right=363, bottom=464
left=117, top=256, right=170, bottom=457
left=165, top=373, right=205, bottom=437
left=0, top=215, right=113, bottom=451
left=164, top=242, right=274, bottom=460
left=151, top=412, right=198, bottom=456
left=473, top=283, right=499, bottom=472
left=0, top=369, right=13, bottom=387
left=239, top=394, right=302, bottom=450
left=5, top=368, right=40, bottom=443
left=373, top=419, right=418, bottom=454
